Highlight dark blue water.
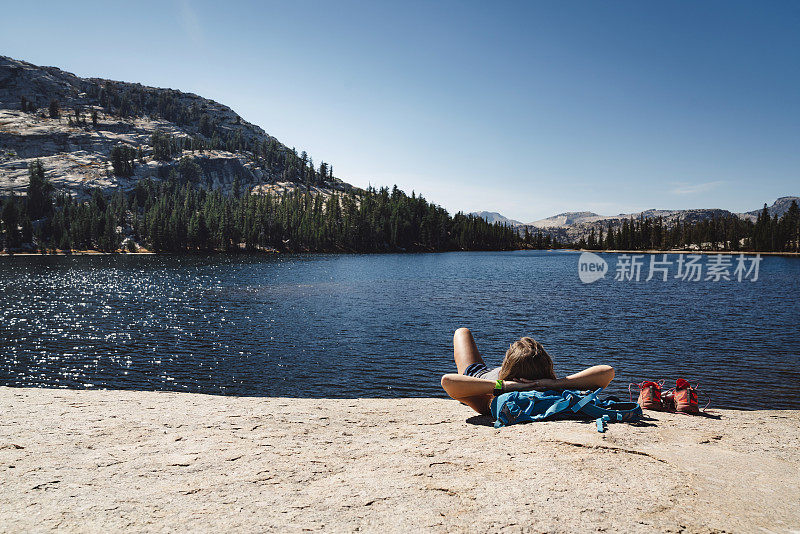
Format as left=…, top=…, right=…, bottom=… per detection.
left=1, top=251, right=798, bottom=409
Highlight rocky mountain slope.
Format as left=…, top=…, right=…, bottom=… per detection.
left=738, top=196, right=800, bottom=222
left=0, top=55, right=353, bottom=198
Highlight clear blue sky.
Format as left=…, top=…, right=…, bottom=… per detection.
left=1, top=1, right=797, bottom=221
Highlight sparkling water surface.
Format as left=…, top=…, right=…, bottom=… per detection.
left=1, top=251, right=798, bottom=409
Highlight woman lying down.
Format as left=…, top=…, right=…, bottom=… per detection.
left=441, top=328, right=615, bottom=416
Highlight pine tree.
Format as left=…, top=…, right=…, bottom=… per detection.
left=21, top=215, right=33, bottom=244
left=1, top=194, right=21, bottom=250
left=177, top=157, right=202, bottom=183
left=48, top=99, right=60, bottom=119
left=110, top=145, right=136, bottom=177
left=100, top=210, right=118, bottom=252
left=26, top=160, right=53, bottom=220
left=784, top=200, right=799, bottom=252
left=605, top=222, right=615, bottom=249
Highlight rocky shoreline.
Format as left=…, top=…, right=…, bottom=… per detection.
left=1, top=387, right=798, bottom=533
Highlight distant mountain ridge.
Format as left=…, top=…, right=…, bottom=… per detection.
left=472, top=196, right=799, bottom=243
left=467, top=211, right=522, bottom=227
left=526, top=211, right=601, bottom=228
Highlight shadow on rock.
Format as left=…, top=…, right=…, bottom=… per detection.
left=465, top=415, right=495, bottom=427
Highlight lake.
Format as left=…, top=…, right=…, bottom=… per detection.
left=1, top=251, right=798, bottom=409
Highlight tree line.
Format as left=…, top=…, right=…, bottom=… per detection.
left=575, top=204, right=800, bottom=252
left=0, top=161, right=518, bottom=253
left=2, top=161, right=797, bottom=254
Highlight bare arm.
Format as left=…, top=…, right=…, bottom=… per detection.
left=440, top=373, right=535, bottom=400
left=440, top=365, right=615, bottom=415
left=526, top=365, right=615, bottom=391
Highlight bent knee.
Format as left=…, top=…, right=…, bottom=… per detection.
left=603, top=365, right=615, bottom=383
left=453, top=327, right=471, bottom=341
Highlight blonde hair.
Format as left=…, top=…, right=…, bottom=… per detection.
left=498, top=337, right=556, bottom=381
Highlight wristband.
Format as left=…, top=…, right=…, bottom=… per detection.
left=493, top=379, right=504, bottom=396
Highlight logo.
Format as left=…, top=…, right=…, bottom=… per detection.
left=576, top=252, right=762, bottom=284
left=578, top=252, right=608, bottom=284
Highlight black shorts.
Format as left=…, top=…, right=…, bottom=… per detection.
left=464, top=362, right=491, bottom=378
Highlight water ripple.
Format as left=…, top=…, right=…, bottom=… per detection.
left=0, top=252, right=798, bottom=409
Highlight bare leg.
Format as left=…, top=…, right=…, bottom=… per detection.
left=451, top=328, right=491, bottom=415
left=453, top=327, right=486, bottom=374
